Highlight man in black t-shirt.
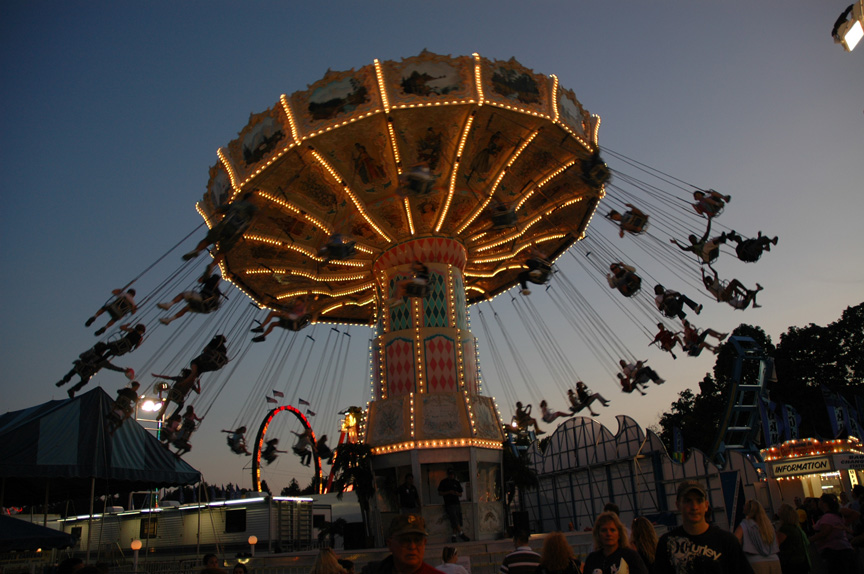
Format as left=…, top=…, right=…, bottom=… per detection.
left=654, top=480, right=753, bottom=574
left=397, top=473, right=421, bottom=515
left=437, top=468, right=469, bottom=542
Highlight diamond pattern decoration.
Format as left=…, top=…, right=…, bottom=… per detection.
left=386, top=338, right=415, bottom=397
left=425, top=334, right=457, bottom=392
left=423, top=272, right=448, bottom=328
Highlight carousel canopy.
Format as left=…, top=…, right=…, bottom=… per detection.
left=200, top=51, right=606, bottom=324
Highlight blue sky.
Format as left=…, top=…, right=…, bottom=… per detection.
left=1, top=2, right=862, bottom=490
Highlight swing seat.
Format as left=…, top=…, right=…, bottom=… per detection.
left=107, top=297, right=133, bottom=320
left=108, top=337, right=134, bottom=356
left=199, top=348, right=229, bottom=370
left=621, top=212, right=648, bottom=235
left=283, top=315, right=310, bottom=332
left=582, top=158, right=611, bottom=187
left=188, top=295, right=221, bottom=314
left=618, top=274, right=642, bottom=297
left=736, top=241, right=763, bottom=263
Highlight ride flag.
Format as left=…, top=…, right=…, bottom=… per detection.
left=672, top=426, right=684, bottom=462
left=821, top=385, right=849, bottom=438
left=840, top=394, right=864, bottom=439
left=779, top=402, right=802, bottom=441
left=298, top=398, right=310, bottom=405
left=266, top=396, right=278, bottom=404
left=758, top=396, right=783, bottom=447
left=272, top=390, right=284, bottom=398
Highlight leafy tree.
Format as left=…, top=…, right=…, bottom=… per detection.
left=771, top=303, right=864, bottom=437
left=330, top=442, right=375, bottom=536
left=281, top=479, right=301, bottom=496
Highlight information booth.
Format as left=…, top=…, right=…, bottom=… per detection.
left=762, top=437, right=864, bottom=499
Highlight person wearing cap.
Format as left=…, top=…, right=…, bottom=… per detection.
left=367, top=514, right=439, bottom=574
left=438, top=469, right=470, bottom=542
left=654, top=480, right=753, bottom=574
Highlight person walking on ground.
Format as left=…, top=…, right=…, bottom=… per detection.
left=734, top=499, right=781, bottom=574
left=654, top=480, right=753, bottom=573
left=583, top=512, right=648, bottom=574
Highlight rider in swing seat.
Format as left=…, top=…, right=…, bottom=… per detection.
left=388, top=261, right=430, bottom=306
left=606, top=204, right=648, bottom=238
left=725, top=230, right=778, bottom=263
left=158, top=273, right=223, bottom=325
left=607, top=262, right=642, bottom=297
left=182, top=191, right=258, bottom=262
left=86, top=288, right=138, bottom=336
left=517, top=249, right=552, bottom=296
left=514, top=402, right=545, bottom=435
left=222, top=426, right=252, bottom=455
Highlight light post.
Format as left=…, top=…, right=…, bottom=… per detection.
left=131, top=539, right=142, bottom=572
left=833, top=1, right=864, bottom=52
left=248, top=535, right=257, bottom=557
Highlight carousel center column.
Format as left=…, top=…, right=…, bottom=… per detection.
left=365, top=237, right=504, bottom=543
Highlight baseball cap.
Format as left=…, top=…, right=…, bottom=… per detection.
left=676, top=480, right=707, bottom=500
left=386, top=514, right=428, bottom=538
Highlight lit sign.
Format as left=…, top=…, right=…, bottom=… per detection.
left=834, top=454, right=864, bottom=470
left=772, top=457, right=832, bottom=478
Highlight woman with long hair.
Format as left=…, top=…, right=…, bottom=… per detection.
left=310, top=547, right=347, bottom=574
left=629, top=516, right=658, bottom=569
left=583, top=512, right=648, bottom=574
left=436, top=547, right=468, bottom=574
left=535, top=532, right=581, bottom=574
left=775, top=503, right=811, bottom=574
left=734, top=499, right=781, bottom=573
left=809, top=493, right=856, bottom=574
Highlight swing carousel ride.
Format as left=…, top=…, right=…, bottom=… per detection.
left=195, top=51, right=606, bottom=505
left=53, top=52, right=777, bottom=535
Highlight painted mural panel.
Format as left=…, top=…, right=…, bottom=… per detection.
left=420, top=393, right=464, bottom=439
left=290, top=67, right=380, bottom=134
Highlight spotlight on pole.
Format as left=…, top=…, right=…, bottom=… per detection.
left=248, top=535, right=258, bottom=557
left=833, top=1, right=864, bottom=52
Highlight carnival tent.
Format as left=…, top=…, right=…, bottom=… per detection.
left=0, top=388, right=201, bottom=506
left=0, top=515, right=76, bottom=552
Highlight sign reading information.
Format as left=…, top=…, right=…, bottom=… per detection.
left=772, top=457, right=832, bottom=478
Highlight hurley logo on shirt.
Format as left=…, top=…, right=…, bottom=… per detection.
left=668, top=536, right=722, bottom=560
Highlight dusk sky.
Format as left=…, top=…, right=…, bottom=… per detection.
left=1, top=2, right=861, bottom=492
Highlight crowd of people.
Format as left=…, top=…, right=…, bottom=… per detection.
left=50, top=479, right=864, bottom=574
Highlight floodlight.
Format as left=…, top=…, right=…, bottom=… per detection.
left=833, top=1, right=864, bottom=52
